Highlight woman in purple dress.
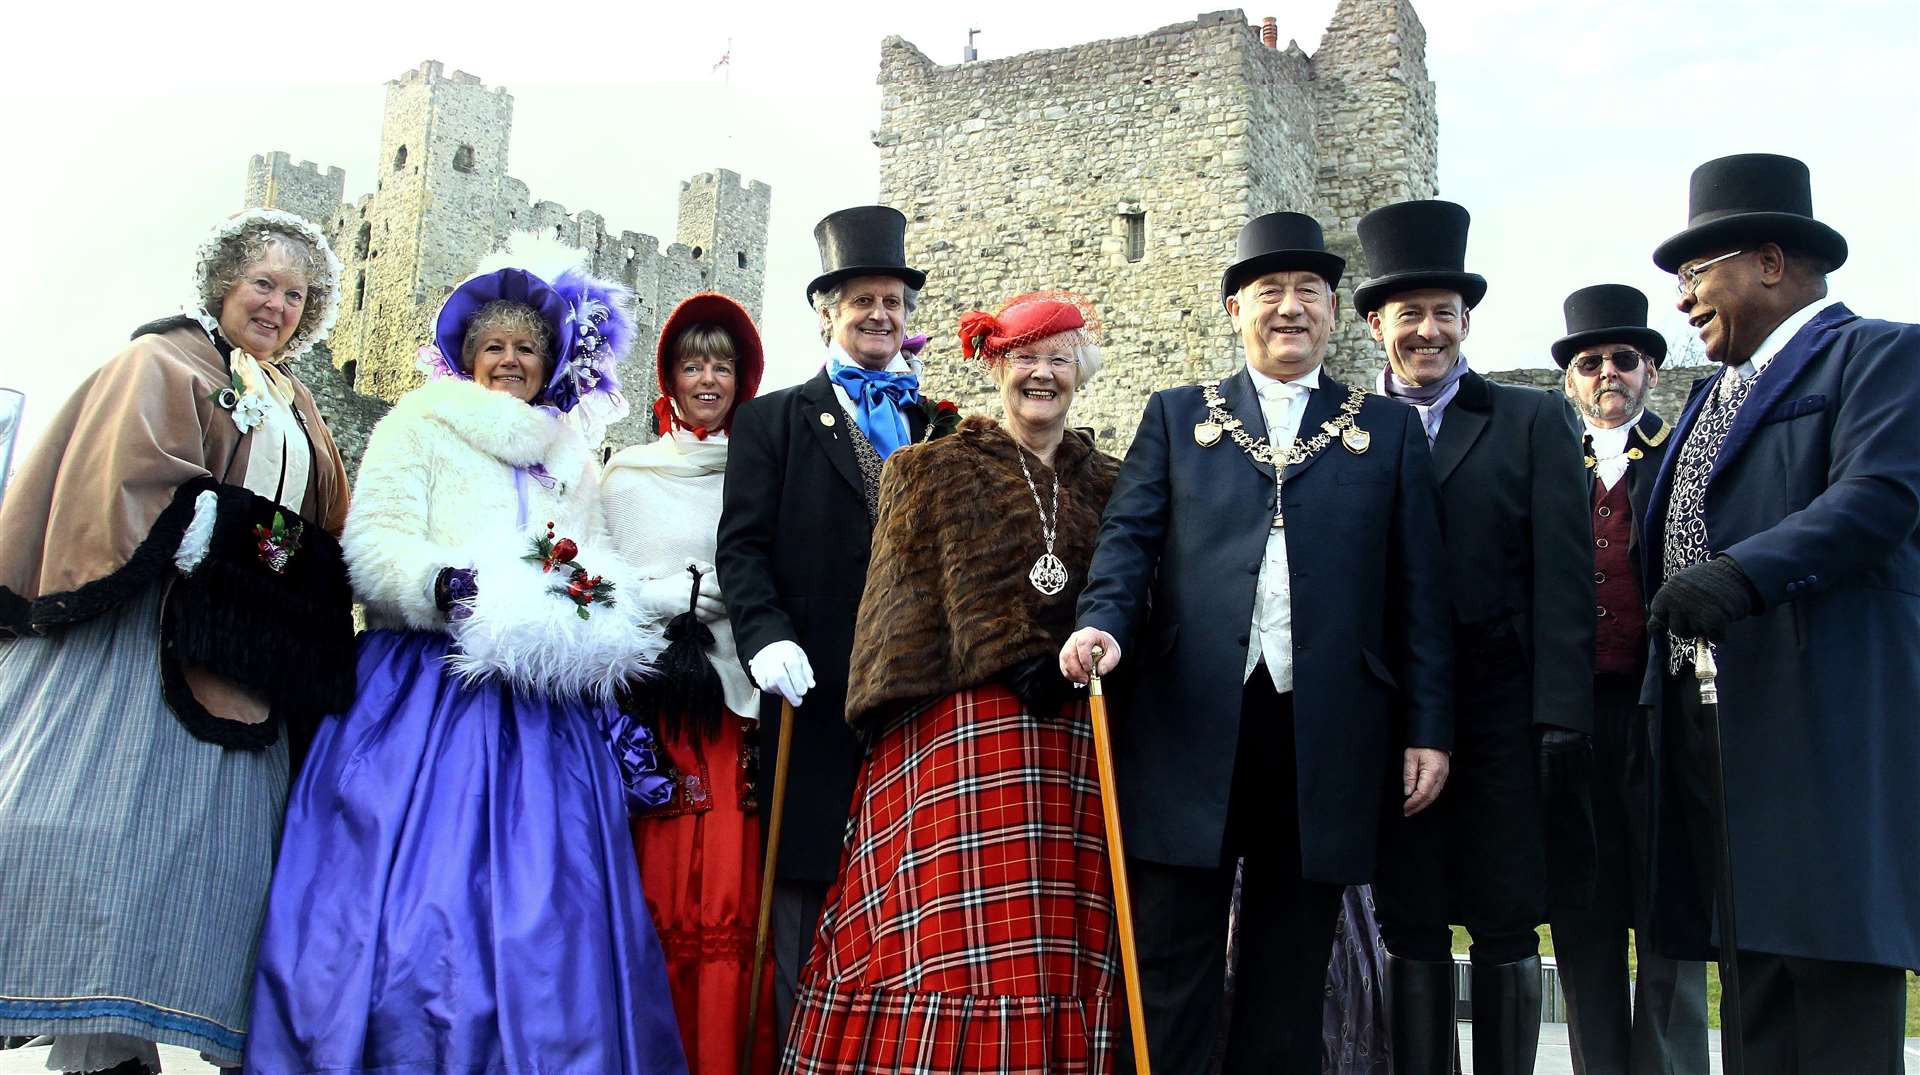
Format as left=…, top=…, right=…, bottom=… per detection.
left=243, top=254, right=689, bottom=1074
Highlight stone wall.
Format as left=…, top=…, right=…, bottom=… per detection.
left=289, top=343, right=390, bottom=483
left=877, top=2, right=1438, bottom=449
left=244, top=153, right=346, bottom=228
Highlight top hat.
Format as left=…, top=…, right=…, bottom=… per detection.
left=1352, top=200, right=1488, bottom=317
left=805, top=205, right=926, bottom=306
left=1551, top=284, right=1668, bottom=369
left=1219, top=212, right=1346, bottom=308
left=1651, top=153, right=1848, bottom=273
left=654, top=291, right=764, bottom=433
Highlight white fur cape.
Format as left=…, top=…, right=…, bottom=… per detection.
left=343, top=376, right=664, bottom=700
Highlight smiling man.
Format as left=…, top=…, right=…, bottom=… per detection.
left=1061, top=212, right=1451, bottom=1073
left=1549, top=284, right=1709, bottom=1075
left=1640, top=153, right=1920, bottom=1072
left=1355, top=199, right=1595, bottom=1075
left=715, top=205, right=934, bottom=1041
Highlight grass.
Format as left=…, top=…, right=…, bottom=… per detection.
left=1450, top=926, right=1919, bottom=1035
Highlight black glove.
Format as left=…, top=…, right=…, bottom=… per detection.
left=1648, top=555, right=1759, bottom=642
left=1003, top=655, right=1073, bottom=718
left=1536, top=724, right=1597, bottom=909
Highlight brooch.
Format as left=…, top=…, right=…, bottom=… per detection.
left=1194, top=421, right=1222, bottom=447
left=1342, top=426, right=1371, bottom=454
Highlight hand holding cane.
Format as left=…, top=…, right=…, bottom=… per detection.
left=1088, top=644, right=1153, bottom=1075
left=1694, top=640, right=1745, bottom=1075
left=742, top=699, right=795, bottom=1073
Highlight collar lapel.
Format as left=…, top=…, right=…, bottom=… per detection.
left=1711, top=302, right=1852, bottom=479
left=1221, top=368, right=1276, bottom=481
left=799, top=369, right=865, bottom=496
left=1428, top=369, right=1490, bottom=485
left=1283, top=378, right=1346, bottom=483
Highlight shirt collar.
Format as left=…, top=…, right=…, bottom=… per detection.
left=1247, top=363, right=1322, bottom=394
left=1582, top=412, right=1640, bottom=451
left=826, top=341, right=910, bottom=375
left=1736, top=297, right=1833, bottom=381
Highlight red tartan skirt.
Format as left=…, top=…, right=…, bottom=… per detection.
left=780, top=684, right=1117, bottom=1075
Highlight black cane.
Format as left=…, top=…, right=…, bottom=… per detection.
left=1693, top=641, right=1744, bottom=1075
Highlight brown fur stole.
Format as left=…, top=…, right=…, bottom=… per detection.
left=846, top=415, right=1119, bottom=730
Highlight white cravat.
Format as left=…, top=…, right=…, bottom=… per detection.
left=1243, top=365, right=1320, bottom=692
left=1584, top=416, right=1637, bottom=492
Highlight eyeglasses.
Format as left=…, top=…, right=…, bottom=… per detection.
left=1573, top=350, right=1646, bottom=375
left=1006, top=354, right=1077, bottom=373
left=1675, top=250, right=1745, bottom=295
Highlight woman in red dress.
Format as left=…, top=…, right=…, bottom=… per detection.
left=603, top=292, right=776, bottom=1074
left=782, top=295, right=1122, bottom=1074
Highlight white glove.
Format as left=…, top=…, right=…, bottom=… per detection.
left=632, top=574, right=693, bottom=620
left=750, top=640, right=814, bottom=706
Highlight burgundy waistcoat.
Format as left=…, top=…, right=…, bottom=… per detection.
left=1592, top=476, right=1645, bottom=676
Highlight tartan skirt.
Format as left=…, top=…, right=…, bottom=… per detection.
left=781, top=684, right=1117, bottom=1075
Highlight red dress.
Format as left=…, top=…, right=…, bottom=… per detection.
left=781, top=684, right=1117, bottom=1074
left=633, top=709, right=778, bottom=1074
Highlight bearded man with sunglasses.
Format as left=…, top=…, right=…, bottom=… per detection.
left=1547, top=284, right=1709, bottom=1075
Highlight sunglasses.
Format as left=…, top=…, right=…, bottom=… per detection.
left=1573, top=350, right=1646, bottom=375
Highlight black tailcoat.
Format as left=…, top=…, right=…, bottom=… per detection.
left=717, top=367, right=927, bottom=883
left=1639, top=304, right=1920, bottom=972
left=1076, top=370, right=1453, bottom=883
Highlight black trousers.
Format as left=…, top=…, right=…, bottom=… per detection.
left=770, top=878, right=829, bottom=1056
left=1661, top=674, right=1909, bottom=1074
left=1376, top=661, right=1545, bottom=964
left=1550, top=674, right=1708, bottom=1075
left=1115, top=674, right=1344, bottom=1075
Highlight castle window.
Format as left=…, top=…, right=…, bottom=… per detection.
left=736, top=251, right=748, bottom=269
left=355, top=223, right=371, bottom=259
left=342, top=361, right=357, bottom=385
left=691, top=246, right=704, bottom=260
left=453, top=144, right=476, bottom=173
left=1123, top=211, right=1147, bottom=262
left=393, top=145, right=408, bottom=171
left=354, top=271, right=365, bottom=312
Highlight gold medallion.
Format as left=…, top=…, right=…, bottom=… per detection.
left=1342, top=426, right=1371, bottom=454
left=1194, top=421, right=1222, bottom=447
left=819, top=412, right=837, bottom=428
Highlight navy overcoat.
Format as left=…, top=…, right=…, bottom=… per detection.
left=1640, top=303, right=1920, bottom=971
left=1076, top=370, right=1453, bottom=883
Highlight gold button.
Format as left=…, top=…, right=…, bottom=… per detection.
left=1594, top=571, right=1607, bottom=584
left=1596, top=538, right=1609, bottom=548
left=1596, top=606, right=1607, bottom=617
left=1598, top=506, right=1612, bottom=518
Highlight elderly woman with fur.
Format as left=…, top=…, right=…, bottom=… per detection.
left=782, top=296, right=1122, bottom=1074
left=0, top=209, right=354, bottom=1075
left=602, top=292, right=776, bottom=1074
left=243, top=257, right=688, bottom=1075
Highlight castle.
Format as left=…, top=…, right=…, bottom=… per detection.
left=246, top=60, right=771, bottom=469
left=883, top=2, right=1439, bottom=444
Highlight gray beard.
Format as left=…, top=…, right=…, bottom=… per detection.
left=1580, top=382, right=1644, bottom=422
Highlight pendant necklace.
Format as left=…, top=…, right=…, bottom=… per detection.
left=1016, top=449, right=1068, bottom=596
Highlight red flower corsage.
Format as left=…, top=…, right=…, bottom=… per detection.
left=524, top=521, right=618, bottom=619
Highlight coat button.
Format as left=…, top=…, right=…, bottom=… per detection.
left=1594, top=571, right=1606, bottom=584
left=1787, top=581, right=1800, bottom=594
left=1598, top=506, right=1612, bottom=518
left=1596, top=605, right=1607, bottom=618
left=1807, top=575, right=1819, bottom=586
left=1596, top=537, right=1610, bottom=549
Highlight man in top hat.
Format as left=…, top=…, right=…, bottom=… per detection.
left=1548, top=284, right=1709, bottom=1075
left=1354, top=199, right=1595, bottom=1075
left=716, top=204, right=933, bottom=1035
left=1641, top=152, right=1919, bottom=1070
left=1059, top=211, right=1452, bottom=1074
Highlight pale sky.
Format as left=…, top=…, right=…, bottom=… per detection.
left=2, top=0, right=1915, bottom=456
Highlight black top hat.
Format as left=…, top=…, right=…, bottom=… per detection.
left=1651, top=153, right=1848, bottom=273
left=1352, top=200, right=1488, bottom=317
left=805, top=205, right=926, bottom=307
left=1219, top=212, right=1346, bottom=308
left=1551, top=284, right=1668, bottom=369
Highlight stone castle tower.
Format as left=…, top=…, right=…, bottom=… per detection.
left=879, top=2, right=1437, bottom=446
left=246, top=61, right=771, bottom=462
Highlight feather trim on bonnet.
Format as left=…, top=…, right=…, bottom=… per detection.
left=185, top=207, right=343, bottom=362
left=416, top=234, right=634, bottom=442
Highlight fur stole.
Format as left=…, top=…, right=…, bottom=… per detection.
left=845, top=415, right=1119, bottom=729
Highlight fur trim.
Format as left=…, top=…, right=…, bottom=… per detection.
left=446, top=535, right=667, bottom=702
left=174, top=490, right=219, bottom=574
left=844, top=416, right=1119, bottom=729
left=3, top=478, right=212, bottom=636
left=401, top=376, right=572, bottom=469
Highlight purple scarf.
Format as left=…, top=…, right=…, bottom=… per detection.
left=1381, top=355, right=1469, bottom=444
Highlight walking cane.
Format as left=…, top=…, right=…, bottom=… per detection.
left=742, top=699, right=795, bottom=1073
left=1693, top=641, right=1744, bottom=1075
left=1088, top=645, right=1153, bottom=1075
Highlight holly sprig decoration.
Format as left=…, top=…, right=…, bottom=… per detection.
left=918, top=398, right=963, bottom=442
left=524, top=521, right=617, bottom=620
left=252, top=510, right=303, bottom=574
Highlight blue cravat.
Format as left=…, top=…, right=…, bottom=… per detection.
left=828, top=361, right=920, bottom=458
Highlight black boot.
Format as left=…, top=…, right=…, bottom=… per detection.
left=1388, top=954, right=1457, bottom=1075
left=69, top=1060, right=154, bottom=1075
left=1470, top=954, right=1543, bottom=1075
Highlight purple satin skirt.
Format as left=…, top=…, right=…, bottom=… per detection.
left=244, top=630, right=688, bottom=1074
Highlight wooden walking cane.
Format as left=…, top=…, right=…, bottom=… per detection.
left=1693, top=641, right=1745, bottom=1075
left=741, top=699, right=795, bottom=1073
left=1088, top=645, right=1153, bottom=1075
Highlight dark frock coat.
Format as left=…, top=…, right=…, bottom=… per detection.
left=716, top=367, right=928, bottom=883
left=1639, top=303, right=1920, bottom=972
left=1076, top=370, right=1453, bottom=883
left=1374, top=370, right=1595, bottom=932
